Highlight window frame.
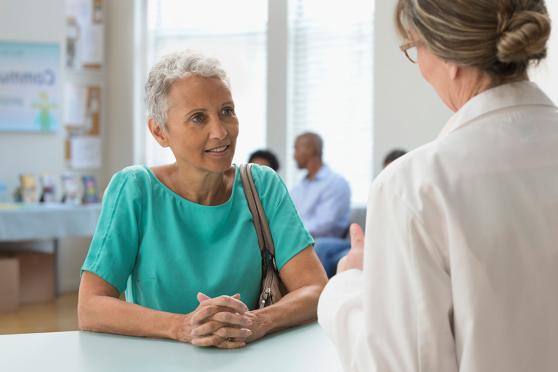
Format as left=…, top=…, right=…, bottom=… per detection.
left=135, top=0, right=374, bottom=205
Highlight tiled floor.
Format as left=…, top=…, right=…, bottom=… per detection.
left=0, top=292, right=78, bottom=335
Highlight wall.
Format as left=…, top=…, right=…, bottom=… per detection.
left=102, top=0, right=558, bottom=196
left=373, top=1, right=558, bottom=176
left=373, top=1, right=452, bottom=176
left=103, top=0, right=139, bottom=186
left=0, top=0, right=66, bottom=196
left=531, top=1, right=558, bottom=102
left=266, top=0, right=289, bottom=177
left=0, top=0, right=141, bottom=193
left=0, top=0, right=92, bottom=292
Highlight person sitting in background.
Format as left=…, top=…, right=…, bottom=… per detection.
left=78, top=50, right=327, bottom=349
left=290, top=132, right=351, bottom=239
left=383, top=148, right=407, bottom=167
left=315, top=149, right=405, bottom=277
left=248, top=149, right=280, bottom=171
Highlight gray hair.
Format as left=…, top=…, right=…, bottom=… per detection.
left=145, top=50, right=230, bottom=128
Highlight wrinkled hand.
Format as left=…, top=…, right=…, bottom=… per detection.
left=189, top=293, right=253, bottom=349
left=243, top=310, right=268, bottom=343
left=337, top=223, right=365, bottom=273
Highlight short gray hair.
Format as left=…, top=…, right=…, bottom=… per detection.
left=145, top=50, right=230, bottom=128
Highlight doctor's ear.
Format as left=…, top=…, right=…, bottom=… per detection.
left=447, top=62, right=460, bottom=81
left=148, top=117, right=170, bottom=148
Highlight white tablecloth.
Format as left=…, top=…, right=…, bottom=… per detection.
left=0, top=204, right=101, bottom=241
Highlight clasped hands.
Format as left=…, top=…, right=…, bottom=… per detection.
left=179, top=292, right=260, bottom=349
left=178, top=224, right=367, bottom=349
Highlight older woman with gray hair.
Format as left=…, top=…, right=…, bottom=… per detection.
left=78, top=51, right=327, bottom=348
left=319, top=0, right=558, bottom=371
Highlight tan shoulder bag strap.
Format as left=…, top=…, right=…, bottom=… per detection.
left=239, top=164, right=276, bottom=258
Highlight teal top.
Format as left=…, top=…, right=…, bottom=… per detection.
left=81, top=164, right=313, bottom=313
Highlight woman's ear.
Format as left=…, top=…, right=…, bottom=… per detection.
left=448, top=62, right=459, bottom=81
left=148, top=118, right=170, bottom=148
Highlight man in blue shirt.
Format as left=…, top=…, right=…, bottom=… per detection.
left=309, top=147, right=409, bottom=277
left=290, top=132, right=351, bottom=239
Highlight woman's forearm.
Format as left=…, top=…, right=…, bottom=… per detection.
left=248, top=284, right=324, bottom=341
left=78, top=294, right=188, bottom=341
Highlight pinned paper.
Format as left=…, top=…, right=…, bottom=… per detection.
left=70, top=136, right=101, bottom=169
left=81, top=24, right=104, bottom=68
left=64, top=83, right=87, bottom=126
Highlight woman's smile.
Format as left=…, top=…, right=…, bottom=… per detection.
left=204, top=144, right=231, bottom=157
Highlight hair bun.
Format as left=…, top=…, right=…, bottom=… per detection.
left=496, top=10, right=551, bottom=64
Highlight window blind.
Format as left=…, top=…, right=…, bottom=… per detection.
left=286, top=0, right=374, bottom=204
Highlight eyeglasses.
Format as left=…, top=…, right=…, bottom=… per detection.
left=400, top=41, right=418, bottom=64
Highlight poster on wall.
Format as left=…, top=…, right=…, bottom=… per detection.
left=0, top=41, right=61, bottom=132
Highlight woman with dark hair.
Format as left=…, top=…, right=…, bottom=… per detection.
left=248, top=149, right=280, bottom=171
left=382, top=148, right=407, bottom=167
left=318, top=1, right=558, bottom=371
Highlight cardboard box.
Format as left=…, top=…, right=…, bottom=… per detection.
left=17, top=252, right=55, bottom=304
left=0, top=256, right=19, bottom=312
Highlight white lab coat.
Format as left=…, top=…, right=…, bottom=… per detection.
left=318, top=81, right=558, bottom=372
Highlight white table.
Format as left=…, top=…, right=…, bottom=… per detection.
left=0, top=203, right=101, bottom=293
left=0, top=204, right=101, bottom=241
left=0, top=323, right=343, bottom=372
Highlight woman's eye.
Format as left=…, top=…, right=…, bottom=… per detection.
left=222, top=107, right=235, bottom=117
left=190, top=113, right=205, bottom=124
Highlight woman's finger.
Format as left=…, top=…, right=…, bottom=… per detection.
left=201, top=295, right=248, bottom=313
left=216, top=338, right=247, bottom=349
left=191, top=328, right=250, bottom=349
left=191, top=320, right=224, bottom=337
left=211, top=311, right=252, bottom=327
left=197, top=292, right=210, bottom=302
left=191, top=334, right=224, bottom=347
left=214, top=326, right=252, bottom=340
left=191, top=313, right=253, bottom=337
left=191, top=298, right=249, bottom=325
left=191, top=305, right=244, bottom=325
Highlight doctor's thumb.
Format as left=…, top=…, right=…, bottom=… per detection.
left=349, top=223, right=365, bottom=250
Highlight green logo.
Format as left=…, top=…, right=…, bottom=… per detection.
left=32, top=91, right=58, bottom=131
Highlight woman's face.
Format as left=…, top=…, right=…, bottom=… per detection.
left=416, top=41, right=455, bottom=110
left=156, top=75, right=239, bottom=174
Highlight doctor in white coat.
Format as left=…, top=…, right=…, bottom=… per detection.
left=318, top=0, right=558, bottom=371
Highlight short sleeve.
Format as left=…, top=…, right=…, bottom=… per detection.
left=250, top=165, right=314, bottom=270
left=81, top=169, right=143, bottom=293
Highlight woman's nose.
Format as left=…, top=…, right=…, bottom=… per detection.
left=208, top=116, right=228, bottom=140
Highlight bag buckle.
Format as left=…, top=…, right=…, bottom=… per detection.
left=260, top=287, right=272, bottom=307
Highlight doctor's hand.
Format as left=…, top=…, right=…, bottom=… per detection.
left=183, top=293, right=253, bottom=349
left=337, top=223, right=365, bottom=273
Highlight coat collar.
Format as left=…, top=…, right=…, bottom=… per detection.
left=438, top=81, right=556, bottom=139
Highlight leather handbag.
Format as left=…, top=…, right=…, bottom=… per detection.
left=240, top=164, right=286, bottom=309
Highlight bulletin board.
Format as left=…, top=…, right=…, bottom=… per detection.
left=66, top=0, right=104, bottom=70
left=64, top=0, right=105, bottom=170
left=64, top=85, right=102, bottom=169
